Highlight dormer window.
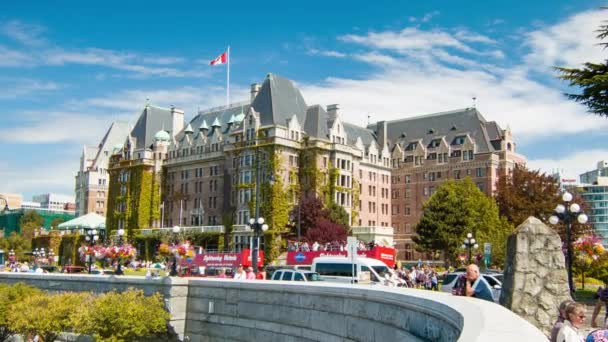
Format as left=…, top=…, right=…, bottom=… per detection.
left=452, top=136, right=466, bottom=145
left=406, top=142, right=418, bottom=151
left=428, top=139, right=441, bottom=148
left=428, top=129, right=435, bottom=134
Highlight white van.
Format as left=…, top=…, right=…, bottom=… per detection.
left=311, top=256, right=396, bottom=285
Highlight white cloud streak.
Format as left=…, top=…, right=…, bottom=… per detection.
left=1, top=20, right=47, bottom=46
left=528, top=149, right=608, bottom=182
left=301, top=9, right=608, bottom=142
left=525, top=9, right=606, bottom=70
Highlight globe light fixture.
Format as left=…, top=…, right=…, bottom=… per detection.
left=548, top=191, right=588, bottom=297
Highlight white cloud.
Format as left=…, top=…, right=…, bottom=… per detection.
left=0, top=111, right=122, bottom=144
left=307, top=48, right=347, bottom=58
left=0, top=20, right=205, bottom=78
left=0, top=45, right=33, bottom=66
left=0, top=78, right=60, bottom=98
left=0, top=159, right=79, bottom=195
left=421, top=11, right=440, bottom=23
left=1, top=20, right=47, bottom=46
left=300, top=9, right=608, bottom=141
left=527, top=149, right=608, bottom=182
left=339, top=27, right=476, bottom=54
left=525, top=10, right=606, bottom=70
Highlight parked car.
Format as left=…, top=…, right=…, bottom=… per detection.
left=270, top=269, right=322, bottom=282
left=441, top=272, right=502, bottom=302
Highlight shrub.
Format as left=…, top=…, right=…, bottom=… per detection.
left=7, top=292, right=90, bottom=342
left=0, top=283, right=42, bottom=342
left=73, top=289, right=170, bottom=342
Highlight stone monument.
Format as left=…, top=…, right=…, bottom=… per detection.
left=500, top=216, right=571, bottom=336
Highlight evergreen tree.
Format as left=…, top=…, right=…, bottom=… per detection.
left=556, top=19, right=608, bottom=118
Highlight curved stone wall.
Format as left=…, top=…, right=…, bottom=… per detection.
left=0, top=274, right=545, bottom=341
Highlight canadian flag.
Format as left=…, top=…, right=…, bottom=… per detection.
left=209, top=52, right=227, bottom=65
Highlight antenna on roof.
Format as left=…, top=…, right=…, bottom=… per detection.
left=472, top=96, right=477, bottom=108
left=145, top=98, right=150, bottom=106
left=367, top=114, right=371, bottom=126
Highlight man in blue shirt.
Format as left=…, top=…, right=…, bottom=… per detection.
left=465, top=264, right=494, bottom=302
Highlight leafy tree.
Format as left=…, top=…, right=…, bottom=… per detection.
left=495, top=165, right=591, bottom=242
left=556, top=21, right=608, bottom=118
left=305, top=217, right=348, bottom=244
left=325, top=202, right=350, bottom=228
left=0, top=283, right=41, bottom=341
left=413, top=178, right=510, bottom=265
left=7, top=292, right=88, bottom=342
left=588, top=253, right=608, bottom=286
left=49, top=217, right=65, bottom=229
left=72, top=289, right=169, bottom=342
left=290, top=194, right=325, bottom=238
left=495, top=165, right=560, bottom=226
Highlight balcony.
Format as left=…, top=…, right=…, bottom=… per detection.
left=139, top=225, right=225, bottom=235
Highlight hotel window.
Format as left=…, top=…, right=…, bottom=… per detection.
left=476, top=168, right=484, bottom=177
left=406, top=207, right=411, bottom=216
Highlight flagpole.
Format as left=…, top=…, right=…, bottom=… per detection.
left=227, top=46, right=230, bottom=109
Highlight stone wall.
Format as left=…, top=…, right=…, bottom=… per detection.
left=0, top=273, right=546, bottom=341
left=500, top=216, right=571, bottom=335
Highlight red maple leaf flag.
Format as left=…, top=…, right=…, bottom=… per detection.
left=209, top=51, right=227, bottom=66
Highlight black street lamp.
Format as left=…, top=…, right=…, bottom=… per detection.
left=462, top=233, right=478, bottom=264
left=85, top=229, right=99, bottom=274
left=170, top=226, right=180, bottom=276
left=115, top=229, right=125, bottom=275
left=32, top=248, right=45, bottom=269
left=549, top=191, right=588, bottom=297
left=248, top=217, right=269, bottom=274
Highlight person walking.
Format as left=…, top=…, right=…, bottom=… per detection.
left=592, top=286, right=608, bottom=328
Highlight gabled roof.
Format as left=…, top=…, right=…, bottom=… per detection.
left=250, top=73, right=308, bottom=127
left=304, top=105, right=329, bottom=139
left=90, top=120, right=130, bottom=169
left=377, top=108, right=499, bottom=153
left=130, top=105, right=177, bottom=149
left=343, top=122, right=376, bottom=147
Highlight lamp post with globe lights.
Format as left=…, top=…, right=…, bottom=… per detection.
left=462, top=233, right=479, bottom=264
left=170, top=226, right=180, bottom=276
left=115, top=229, right=125, bottom=275
left=85, top=229, right=99, bottom=274
left=248, top=217, right=269, bottom=275
left=549, top=191, right=588, bottom=297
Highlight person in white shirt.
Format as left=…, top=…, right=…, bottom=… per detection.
left=233, top=265, right=246, bottom=280
left=557, top=302, right=586, bottom=342
left=312, top=241, right=320, bottom=252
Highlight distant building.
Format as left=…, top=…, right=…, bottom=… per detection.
left=20, top=201, right=41, bottom=209
left=0, top=193, right=22, bottom=210
left=74, top=121, right=130, bottom=217
left=579, top=162, right=608, bottom=246
left=32, top=193, right=75, bottom=212
left=580, top=161, right=608, bottom=185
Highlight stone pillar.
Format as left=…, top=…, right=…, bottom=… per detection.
left=499, top=216, right=571, bottom=336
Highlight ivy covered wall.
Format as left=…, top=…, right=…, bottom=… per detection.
left=106, top=164, right=161, bottom=239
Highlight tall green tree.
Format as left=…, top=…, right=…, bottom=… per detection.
left=413, top=178, right=511, bottom=265
left=556, top=20, right=608, bottom=118
left=325, top=202, right=350, bottom=228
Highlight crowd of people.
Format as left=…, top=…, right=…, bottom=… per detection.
left=394, top=264, right=439, bottom=290
left=287, top=239, right=383, bottom=252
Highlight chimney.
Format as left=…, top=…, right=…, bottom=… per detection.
left=327, top=104, right=339, bottom=120
left=171, top=106, right=185, bottom=137
left=376, top=121, right=388, bottom=148
left=250, top=83, right=261, bottom=101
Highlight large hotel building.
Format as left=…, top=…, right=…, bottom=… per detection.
left=103, top=73, right=525, bottom=260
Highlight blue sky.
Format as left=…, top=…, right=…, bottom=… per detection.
left=1, top=0, right=607, bottom=199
